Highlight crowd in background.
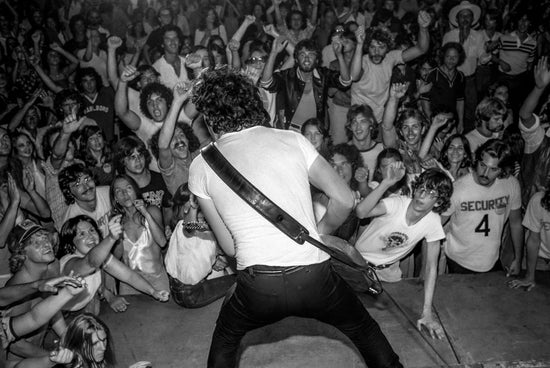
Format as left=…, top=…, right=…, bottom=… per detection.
left=0, top=0, right=550, bottom=366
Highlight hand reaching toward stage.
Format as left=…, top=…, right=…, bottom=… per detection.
left=152, top=289, right=169, bottom=302
left=382, top=161, right=406, bottom=185
left=120, top=65, right=139, bottom=83
left=417, top=314, right=444, bottom=340
left=508, top=277, right=536, bottom=292
left=390, top=82, right=409, bottom=100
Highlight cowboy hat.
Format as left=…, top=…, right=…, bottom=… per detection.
left=448, top=1, right=481, bottom=28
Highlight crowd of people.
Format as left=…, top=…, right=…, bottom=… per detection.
left=0, top=0, right=550, bottom=366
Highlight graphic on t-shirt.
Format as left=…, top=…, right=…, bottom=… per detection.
left=143, top=190, right=164, bottom=208
left=381, top=232, right=409, bottom=250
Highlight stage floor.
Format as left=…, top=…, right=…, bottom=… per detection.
left=101, top=271, right=550, bottom=368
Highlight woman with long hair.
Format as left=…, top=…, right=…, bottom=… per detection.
left=79, top=125, right=114, bottom=186
left=110, top=174, right=169, bottom=295
left=438, top=134, right=473, bottom=180
left=194, top=7, right=227, bottom=46
left=58, top=215, right=169, bottom=315
left=60, top=313, right=152, bottom=368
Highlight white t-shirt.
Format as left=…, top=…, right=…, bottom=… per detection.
left=189, top=126, right=329, bottom=270
left=77, top=49, right=109, bottom=86
left=351, top=50, right=403, bottom=123
left=522, top=191, right=550, bottom=259
left=152, top=55, right=189, bottom=89
left=355, top=196, right=445, bottom=267
left=60, top=186, right=112, bottom=238
left=443, top=172, right=521, bottom=272
left=465, top=128, right=500, bottom=154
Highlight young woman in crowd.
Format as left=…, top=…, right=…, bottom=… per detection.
left=110, top=174, right=169, bottom=295
left=79, top=125, right=115, bottom=186
left=58, top=215, right=169, bottom=314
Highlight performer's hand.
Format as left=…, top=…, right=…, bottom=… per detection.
left=49, top=347, right=75, bottom=364
left=508, top=277, right=536, bottom=291
left=129, top=361, right=153, bottom=368
left=417, top=315, right=444, bottom=340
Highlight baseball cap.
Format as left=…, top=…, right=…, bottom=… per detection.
left=8, top=219, right=48, bottom=253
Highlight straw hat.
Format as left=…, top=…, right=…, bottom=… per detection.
left=448, top=1, right=481, bottom=28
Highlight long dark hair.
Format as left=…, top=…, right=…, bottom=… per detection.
left=79, top=125, right=112, bottom=167
left=439, top=134, right=472, bottom=170
left=61, top=313, right=116, bottom=368
left=110, top=174, right=145, bottom=225
left=58, top=215, right=102, bottom=259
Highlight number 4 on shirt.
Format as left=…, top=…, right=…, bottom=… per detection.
left=475, top=214, right=490, bottom=237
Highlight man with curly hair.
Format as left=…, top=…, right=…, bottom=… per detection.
left=442, top=139, right=523, bottom=276
left=354, top=167, right=453, bottom=339
left=350, top=11, right=432, bottom=123
left=189, top=66, right=402, bottom=368
left=150, top=82, right=201, bottom=195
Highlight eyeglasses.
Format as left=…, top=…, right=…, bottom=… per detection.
left=246, top=56, right=267, bottom=64
left=415, top=187, right=438, bottom=199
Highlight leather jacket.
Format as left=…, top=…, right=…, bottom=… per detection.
left=260, top=66, right=351, bottom=130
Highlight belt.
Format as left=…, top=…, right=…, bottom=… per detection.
left=245, top=265, right=306, bottom=276
left=367, top=262, right=392, bottom=270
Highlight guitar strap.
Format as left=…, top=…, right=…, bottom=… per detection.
left=201, top=143, right=383, bottom=295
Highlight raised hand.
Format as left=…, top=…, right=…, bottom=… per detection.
left=22, top=167, right=36, bottom=193
left=152, top=289, right=170, bottom=302
left=271, top=36, right=289, bottom=54
left=534, top=56, right=550, bottom=89
left=185, top=52, right=203, bottom=69
left=389, top=82, right=410, bottom=99
left=417, top=10, right=432, bottom=28
left=263, top=24, right=280, bottom=38
left=355, top=25, right=365, bottom=44
left=382, top=161, right=406, bottom=184
left=354, top=167, right=369, bottom=183
left=244, top=15, right=256, bottom=25
left=417, top=80, right=432, bottom=95
left=108, top=35, right=123, bottom=49
left=49, top=42, right=62, bottom=52
left=108, top=214, right=123, bottom=240
left=173, top=81, right=192, bottom=101
left=62, top=110, right=83, bottom=134
left=120, top=65, right=139, bottom=83
left=331, top=37, right=343, bottom=55
left=7, top=173, right=21, bottom=206
left=431, top=113, right=449, bottom=130
left=227, top=38, right=240, bottom=52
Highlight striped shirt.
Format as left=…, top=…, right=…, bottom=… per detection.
left=498, top=32, right=536, bottom=75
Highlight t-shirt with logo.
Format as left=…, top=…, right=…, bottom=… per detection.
left=140, top=171, right=172, bottom=209
left=355, top=195, right=445, bottom=267
left=82, top=86, right=115, bottom=142
left=443, top=172, right=521, bottom=272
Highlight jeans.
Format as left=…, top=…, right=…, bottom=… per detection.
left=169, top=274, right=236, bottom=309
left=207, top=260, right=402, bottom=368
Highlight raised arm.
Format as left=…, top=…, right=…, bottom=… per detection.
left=50, top=42, right=79, bottom=73
left=355, top=161, right=405, bottom=219
left=107, top=36, right=123, bottom=88
left=0, top=175, right=21, bottom=252
left=29, top=57, right=63, bottom=94
left=419, top=114, right=448, bottom=159
left=350, top=25, right=365, bottom=81
left=402, top=11, right=431, bottom=63
left=520, top=56, right=550, bottom=129
left=51, top=110, right=84, bottom=169
left=332, top=37, right=350, bottom=82
left=115, top=65, right=142, bottom=131
left=272, top=0, right=285, bottom=28
left=381, top=83, right=408, bottom=148
left=260, top=36, right=288, bottom=85
left=9, top=90, right=42, bottom=130
left=63, top=215, right=123, bottom=277
left=158, top=83, right=190, bottom=171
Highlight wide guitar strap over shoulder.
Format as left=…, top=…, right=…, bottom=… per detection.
left=201, top=142, right=383, bottom=295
